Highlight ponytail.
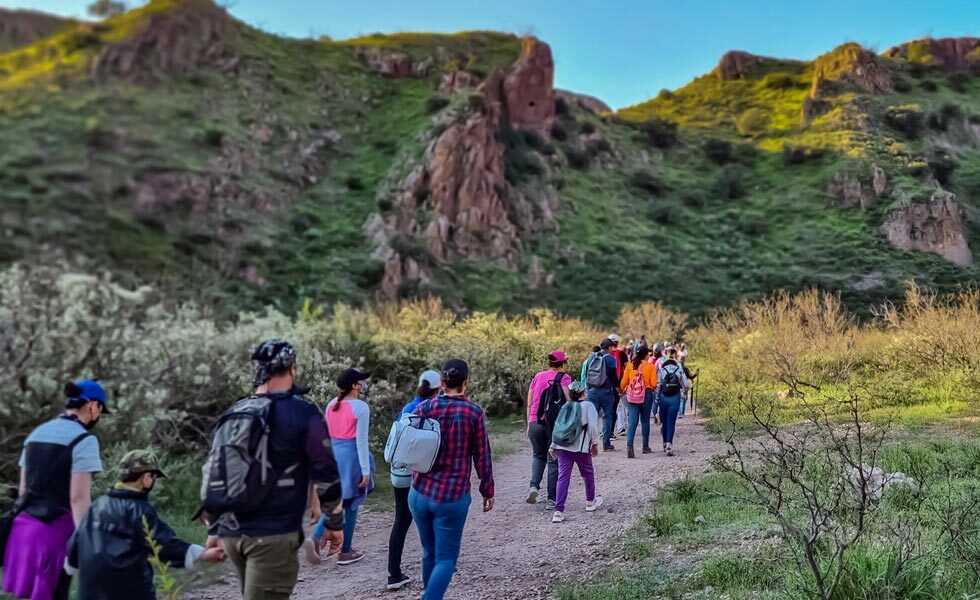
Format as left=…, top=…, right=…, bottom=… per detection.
left=333, top=386, right=353, bottom=411
left=632, top=347, right=650, bottom=370
left=416, top=380, right=438, bottom=399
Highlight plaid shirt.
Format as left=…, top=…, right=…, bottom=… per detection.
left=412, top=393, right=495, bottom=503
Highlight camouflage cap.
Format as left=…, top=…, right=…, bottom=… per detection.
left=118, top=449, right=167, bottom=481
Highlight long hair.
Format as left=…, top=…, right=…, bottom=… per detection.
left=632, top=346, right=650, bottom=370
left=333, top=385, right=354, bottom=411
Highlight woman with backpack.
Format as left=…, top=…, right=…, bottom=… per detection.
left=619, top=347, right=658, bottom=458
left=551, top=381, right=602, bottom=523
left=655, top=346, right=690, bottom=457
left=384, top=370, right=441, bottom=591
left=325, top=368, right=376, bottom=565
left=525, top=351, right=572, bottom=510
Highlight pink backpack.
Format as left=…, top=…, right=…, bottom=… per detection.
left=626, top=367, right=646, bottom=404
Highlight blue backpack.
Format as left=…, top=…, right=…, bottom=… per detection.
left=551, top=401, right=585, bottom=447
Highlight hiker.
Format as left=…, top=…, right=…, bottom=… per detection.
left=655, top=345, right=690, bottom=457
left=634, top=335, right=649, bottom=355
left=580, top=345, right=601, bottom=383
left=607, top=333, right=628, bottom=435
left=584, top=339, right=621, bottom=451
left=206, top=339, right=341, bottom=600
left=619, top=347, right=658, bottom=458
left=66, top=450, right=225, bottom=600
left=525, top=351, right=572, bottom=511
left=385, top=369, right=441, bottom=591
left=3, top=380, right=107, bottom=600
left=677, top=344, right=697, bottom=418
left=325, top=368, right=376, bottom=566
left=551, top=381, right=602, bottom=523
left=410, top=359, right=494, bottom=600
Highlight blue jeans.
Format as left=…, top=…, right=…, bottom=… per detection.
left=658, top=393, right=681, bottom=444
left=626, top=390, right=654, bottom=448
left=587, top=387, right=615, bottom=449
left=409, top=489, right=471, bottom=600
left=342, top=502, right=358, bottom=552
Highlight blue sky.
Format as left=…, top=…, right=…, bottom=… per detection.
left=11, top=0, right=980, bottom=108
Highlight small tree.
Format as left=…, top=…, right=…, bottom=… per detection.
left=87, top=0, right=127, bottom=18
left=616, top=301, right=688, bottom=342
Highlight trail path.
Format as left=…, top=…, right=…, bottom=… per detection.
left=192, top=416, right=721, bottom=600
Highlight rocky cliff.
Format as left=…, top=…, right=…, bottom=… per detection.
left=881, top=190, right=973, bottom=266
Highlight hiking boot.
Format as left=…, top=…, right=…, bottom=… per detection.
left=552, top=511, right=565, bottom=523
left=386, top=574, right=412, bottom=590
left=642, top=447, right=653, bottom=454
left=301, top=537, right=322, bottom=565
left=586, top=495, right=604, bottom=512
left=337, top=550, right=364, bottom=565
left=546, top=499, right=556, bottom=511
left=525, top=486, right=539, bottom=505
left=627, top=446, right=635, bottom=459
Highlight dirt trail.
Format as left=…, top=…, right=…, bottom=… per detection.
left=192, top=416, right=721, bottom=600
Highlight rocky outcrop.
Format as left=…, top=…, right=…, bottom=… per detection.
left=881, top=189, right=973, bottom=266
left=0, top=9, right=75, bottom=53
left=883, top=37, right=980, bottom=71
left=355, top=47, right=433, bottom=78
left=92, top=0, right=238, bottom=80
left=439, top=70, right=479, bottom=93
left=374, top=39, right=559, bottom=299
left=715, top=51, right=772, bottom=80
left=828, top=164, right=887, bottom=210
left=804, top=43, right=891, bottom=124
left=500, top=38, right=555, bottom=137
left=556, top=89, right=611, bottom=114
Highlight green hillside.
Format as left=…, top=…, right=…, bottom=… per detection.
left=1, top=0, right=979, bottom=323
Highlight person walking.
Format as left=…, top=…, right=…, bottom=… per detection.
left=551, top=382, right=602, bottom=523
left=325, top=368, right=376, bottom=566
left=385, top=369, right=441, bottom=591
left=525, top=351, right=572, bottom=511
left=608, top=334, right=628, bottom=436
left=409, top=359, right=494, bottom=600
left=655, top=345, right=690, bottom=457
left=619, top=347, right=658, bottom=458
left=66, top=450, right=225, bottom=600
left=3, top=380, right=107, bottom=600
left=584, top=339, right=621, bottom=451
left=208, top=339, right=341, bottom=600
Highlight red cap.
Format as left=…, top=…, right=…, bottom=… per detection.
left=549, top=350, right=568, bottom=362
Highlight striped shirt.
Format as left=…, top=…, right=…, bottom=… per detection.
left=412, top=393, right=494, bottom=504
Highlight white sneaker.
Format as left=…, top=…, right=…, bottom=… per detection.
left=552, top=511, right=564, bottom=523
left=586, top=495, right=604, bottom=512
left=525, top=486, right=539, bottom=504
left=301, top=537, right=322, bottom=565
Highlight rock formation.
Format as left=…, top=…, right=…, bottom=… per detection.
left=883, top=37, right=980, bottom=71
left=828, top=164, right=887, bottom=210
left=556, top=89, right=611, bottom=114
left=715, top=51, right=772, bottom=80
left=804, top=43, right=891, bottom=123
left=881, top=189, right=973, bottom=266
left=0, top=9, right=74, bottom=53
left=500, top=38, right=556, bottom=138
left=354, top=47, right=433, bottom=78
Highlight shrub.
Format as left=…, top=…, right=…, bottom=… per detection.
left=948, top=72, right=970, bottom=93
left=344, top=175, right=365, bottom=191
left=550, top=122, right=568, bottom=141
left=425, top=95, right=450, bottom=114
left=617, top=301, right=688, bottom=342
left=919, top=79, right=939, bottom=92
left=782, top=145, right=826, bottom=166
left=580, top=121, right=596, bottom=135
left=928, top=152, right=957, bottom=186
left=704, top=138, right=732, bottom=165
left=657, top=88, right=673, bottom=100
left=884, top=104, right=924, bottom=139
left=202, top=127, right=223, bottom=148
left=716, top=166, right=745, bottom=200
left=762, top=72, right=796, bottom=90
left=564, top=146, right=590, bottom=170
left=554, top=97, right=570, bottom=116
left=735, top=108, right=770, bottom=137
left=636, top=119, right=678, bottom=149
left=893, top=76, right=913, bottom=93
left=629, top=170, right=668, bottom=196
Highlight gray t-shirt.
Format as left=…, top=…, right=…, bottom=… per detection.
left=19, top=417, right=102, bottom=474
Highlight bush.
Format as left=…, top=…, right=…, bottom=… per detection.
left=948, top=72, right=971, bottom=93
left=636, top=119, right=678, bottom=149
left=564, top=146, right=589, bottom=170
left=344, top=175, right=365, bottom=191
left=580, top=121, right=596, bottom=135
left=928, top=152, right=957, bottom=186
left=782, top=144, right=826, bottom=166
left=657, top=88, right=673, bottom=101
left=425, top=95, right=450, bottom=114
left=554, top=97, right=570, bottom=116
left=919, top=79, right=938, bottom=92
left=617, top=301, right=688, bottom=341
left=550, top=122, right=568, bottom=141
left=202, top=127, right=223, bottom=148
left=630, top=170, right=668, bottom=196
left=735, top=108, right=770, bottom=137
left=716, top=166, right=745, bottom=200
left=893, top=76, right=913, bottom=93
left=762, top=72, right=796, bottom=90
left=884, top=104, right=924, bottom=139
left=704, top=138, right=732, bottom=165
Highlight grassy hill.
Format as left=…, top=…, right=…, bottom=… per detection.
left=2, top=0, right=980, bottom=324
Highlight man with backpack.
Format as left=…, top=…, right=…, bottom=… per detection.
left=584, top=339, right=621, bottom=451
left=199, top=339, right=342, bottom=600
left=525, top=351, right=572, bottom=511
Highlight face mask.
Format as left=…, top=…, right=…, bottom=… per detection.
left=84, top=415, right=100, bottom=431
left=359, top=380, right=371, bottom=396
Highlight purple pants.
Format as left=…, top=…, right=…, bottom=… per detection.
left=555, top=449, right=596, bottom=512
left=2, top=512, right=74, bottom=600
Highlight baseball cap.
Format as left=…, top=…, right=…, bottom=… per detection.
left=569, top=380, right=587, bottom=395
left=65, top=379, right=110, bottom=414
left=549, top=350, right=568, bottom=363
left=608, top=333, right=620, bottom=343
left=118, top=449, right=166, bottom=480
left=337, top=368, right=371, bottom=390
left=418, top=369, right=441, bottom=389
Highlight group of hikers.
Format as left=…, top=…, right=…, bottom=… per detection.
left=2, top=333, right=694, bottom=600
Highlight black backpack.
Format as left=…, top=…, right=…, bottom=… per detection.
left=537, top=375, right=566, bottom=431
left=661, top=363, right=683, bottom=396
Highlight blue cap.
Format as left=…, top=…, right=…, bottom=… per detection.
left=68, top=380, right=110, bottom=414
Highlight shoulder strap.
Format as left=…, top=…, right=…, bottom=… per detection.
left=66, top=432, right=92, bottom=451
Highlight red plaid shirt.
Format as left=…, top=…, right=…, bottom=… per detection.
left=412, top=393, right=495, bottom=503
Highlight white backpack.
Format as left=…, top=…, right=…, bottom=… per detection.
left=384, top=414, right=441, bottom=474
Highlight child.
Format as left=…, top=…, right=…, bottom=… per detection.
left=551, top=381, right=603, bottom=523
left=66, top=450, right=224, bottom=600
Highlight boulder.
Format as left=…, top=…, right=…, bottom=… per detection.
left=828, top=164, right=887, bottom=210
left=499, top=38, right=556, bottom=137
left=355, top=47, right=431, bottom=78
left=439, top=70, right=480, bottom=93
left=883, top=37, right=980, bottom=71
left=881, top=189, right=973, bottom=266
left=849, top=464, right=919, bottom=502
left=715, top=50, right=769, bottom=80
left=872, top=164, right=887, bottom=196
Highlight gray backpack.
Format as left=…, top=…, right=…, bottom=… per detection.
left=385, top=414, right=442, bottom=473
left=585, top=353, right=608, bottom=388
left=199, top=395, right=296, bottom=525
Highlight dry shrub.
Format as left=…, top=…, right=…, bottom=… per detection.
left=616, top=301, right=688, bottom=343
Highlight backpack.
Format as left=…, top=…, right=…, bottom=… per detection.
left=551, top=401, right=585, bottom=448
left=585, top=353, right=608, bottom=388
left=661, top=363, right=683, bottom=396
left=626, top=366, right=647, bottom=404
left=536, top=374, right=566, bottom=429
left=199, top=395, right=291, bottom=522
left=384, top=414, right=442, bottom=474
